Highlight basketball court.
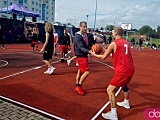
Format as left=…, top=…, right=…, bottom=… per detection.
left=0, top=44, right=160, bottom=120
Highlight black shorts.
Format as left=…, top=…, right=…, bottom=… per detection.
left=43, top=50, right=53, bottom=60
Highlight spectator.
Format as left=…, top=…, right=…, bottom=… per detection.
left=130, top=36, right=135, bottom=48
left=108, top=34, right=112, bottom=44
left=53, top=29, right=59, bottom=56
left=151, top=43, right=157, bottom=51
left=137, top=36, right=144, bottom=51
left=59, top=29, right=70, bottom=63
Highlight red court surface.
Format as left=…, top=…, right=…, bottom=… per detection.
left=0, top=44, right=160, bottom=120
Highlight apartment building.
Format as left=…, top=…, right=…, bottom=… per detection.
left=0, top=0, right=55, bottom=22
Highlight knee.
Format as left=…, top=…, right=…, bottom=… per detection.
left=85, top=71, right=90, bottom=75
left=122, top=86, right=129, bottom=92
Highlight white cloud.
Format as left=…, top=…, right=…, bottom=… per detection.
left=55, top=0, right=160, bottom=29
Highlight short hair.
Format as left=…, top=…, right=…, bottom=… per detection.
left=88, top=28, right=91, bottom=32
left=80, top=21, right=87, bottom=27
left=114, top=27, right=124, bottom=36
left=45, top=22, right=54, bottom=32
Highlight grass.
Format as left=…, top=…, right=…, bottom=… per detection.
left=124, top=36, right=160, bottom=47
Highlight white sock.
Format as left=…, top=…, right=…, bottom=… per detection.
left=124, top=99, right=129, bottom=103
left=111, top=108, right=117, bottom=115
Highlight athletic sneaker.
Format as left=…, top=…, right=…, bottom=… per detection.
left=44, top=68, right=51, bottom=74
left=116, top=100, right=130, bottom=109
left=67, top=60, right=71, bottom=65
left=49, top=66, right=56, bottom=74
left=74, top=86, right=85, bottom=95
left=102, top=111, right=118, bottom=120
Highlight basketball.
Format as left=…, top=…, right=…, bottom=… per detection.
left=91, top=44, right=103, bottom=54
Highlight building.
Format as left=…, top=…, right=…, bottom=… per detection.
left=0, top=0, right=55, bottom=22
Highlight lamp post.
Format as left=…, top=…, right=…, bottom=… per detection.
left=94, top=0, right=98, bottom=30
left=86, top=15, right=89, bottom=23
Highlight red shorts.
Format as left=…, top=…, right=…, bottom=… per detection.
left=32, top=41, right=39, bottom=45
left=76, top=57, right=89, bottom=73
left=110, top=74, right=133, bottom=87
left=60, top=45, right=68, bottom=53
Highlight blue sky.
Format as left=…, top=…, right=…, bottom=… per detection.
left=55, top=0, right=160, bottom=29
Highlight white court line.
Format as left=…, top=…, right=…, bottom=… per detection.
left=91, top=59, right=122, bottom=120
left=0, top=60, right=8, bottom=68
left=0, top=60, right=60, bottom=80
left=0, top=96, right=65, bottom=120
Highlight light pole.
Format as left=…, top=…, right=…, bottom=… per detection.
left=94, top=0, right=98, bottom=30
left=86, top=15, right=89, bottom=23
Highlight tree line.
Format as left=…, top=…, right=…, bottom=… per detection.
left=104, top=25, right=160, bottom=38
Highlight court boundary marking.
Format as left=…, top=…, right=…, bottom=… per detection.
left=0, top=51, right=60, bottom=80
left=0, top=60, right=60, bottom=80
left=0, top=96, right=65, bottom=120
left=0, top=57, right=121, bottom=120
left=0, top=60, right=8, bottom=68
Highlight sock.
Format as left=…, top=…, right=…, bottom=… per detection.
left=111, top=108, right=117, bottom=115
left=76, top=84, right=81, bottom=87
left=124, top=99, right=129, bottom=103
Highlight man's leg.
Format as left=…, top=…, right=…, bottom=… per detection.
left=74, top=71, right=89, bottom=95
left=79, top=71, right=89, bottom=85
left=117, top=86, right=130, bottom=109
left=107, top=85, right=116, bottom=108
left=76, top=69, right=81, bottom=84
left=102, top=85, right=118, bottom=119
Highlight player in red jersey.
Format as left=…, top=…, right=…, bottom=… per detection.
left=90, top=27, right=135, bottom=120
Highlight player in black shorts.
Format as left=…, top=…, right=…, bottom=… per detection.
left=40, top=23, right=56, bottom=74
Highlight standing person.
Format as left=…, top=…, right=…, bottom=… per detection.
left=73, top=21, right=91, bottom=95
left=0, top=25, right=5, bottom=49
left=31, top=27, right=39, bottom=51
left=90, top=27, right=135, bottom=119
left=87, top=28, right=95, bottom=49
left=137, top=36, right=144, bottom=51
left=53, top=29, right=59, bottom=56
left=130, top=36, right=135, bottom=48
left=40, top=23, right=56, bottom=74
left=58, top=29, right=70, bottom=63
left=87, top=28, right=95, bottom=61
left=108, top=34, right=112, bottom=44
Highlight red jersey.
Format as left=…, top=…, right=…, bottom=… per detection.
left=112, top=38, right=135, bottom=75
left=53, top=33, right=58, bottom=43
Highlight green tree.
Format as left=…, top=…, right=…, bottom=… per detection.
left=138, top=25, right=152, bottom=35
left=105, top=25, right=114, bottom=31
left=138, top=25, right=158, bottom=38
left=157, top=25, right=160, bottom=38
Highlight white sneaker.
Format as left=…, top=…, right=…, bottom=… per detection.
left=44, top=68, right=51, bottom=74
left=102, top=111, right=118, bottom=120
left=49, top=66, right=56, bottom=74
left=116, top=101, right=130, bottom=109
left=67, top=60, right=71, bottom=65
